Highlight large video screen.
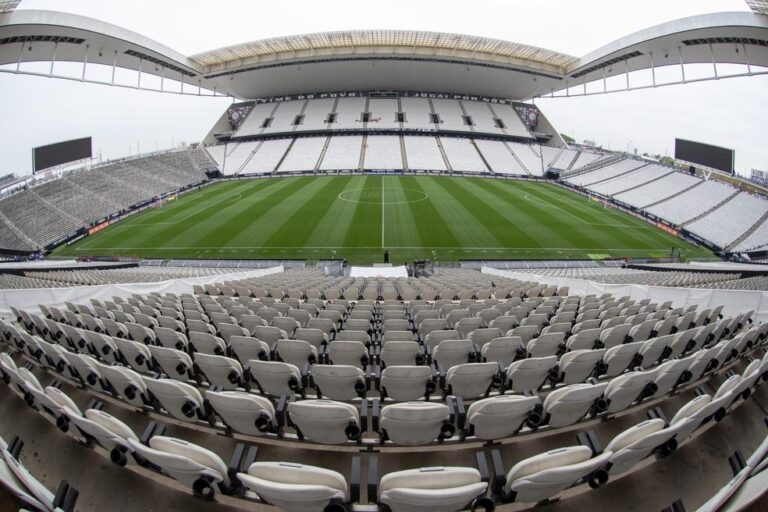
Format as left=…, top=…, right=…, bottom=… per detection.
left=674, top=138, right=734, bottom=175
left=32, top=137, right=92, bottom=173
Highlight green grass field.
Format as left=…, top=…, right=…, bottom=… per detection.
left=54, top=176, right=713, bottom=264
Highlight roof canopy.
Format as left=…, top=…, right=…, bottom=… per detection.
left=0, top=10, right=767, bottom=100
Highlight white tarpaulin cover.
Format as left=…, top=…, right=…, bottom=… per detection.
left=350, top=266, right=408, bottom=278
left=482, top=267, right=768, bottom=324
left=0, top=266, right=284, bottom=317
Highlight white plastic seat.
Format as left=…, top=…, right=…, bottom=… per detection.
left=668, top=394, right=714, bottom=442
left=468, top=328, right=503, bottom=347
left=599, top=324, right=631, bottom=349
left=237, top=462, right=347, bottom=512
left=566, top=328, right=602, bottom=351
left=629, top=319, right=657, bottom=343
left=276, top=339, right=318, bottom=368
left=96, top=362, right=149, bottom=407
left=60, top=351, right=103, bottom=389
left=605, top=418, right=681, bottom=475
left=288, top=400, right=361, bottom=444
left=604, top=370, right=656, bottom=414
left=249, top=360, right=303, bottom=396
left=380, top=366, right=436, bottom=401
left=194, top=353, right=244, bottom=390
left=527, top=332, right=565, bottom=358
left=154, top=327, right=188, bottom=350
left=467, top=395, right=542, bottom=440
left=229, top=336, right=270, bottom=366
left=380, top=402, right=453, bottom=445
left=481, top=336, right=524, bottom=368
left=69, top=408, right=138, bottom=454
left=503, top=445, right=612, bottom=503
left=251, top=325, right=287, bottom=345
left=432, top=339, right=473, bottom=371
left=638, top=336, right=672, bottom=369
left=444, top=362, right=500, bottom=399
left=379, top=466, right=488, bottom=512
left=603, top=341, right=643, bottom=377
left=335, top=330, right=372, bottom=345
left=143, top=377, right=204, bottom=421
left=455, top=318, right=485, bottom=339
left=188, top=332, right=226, bottom=356
left=542, top=383, right=608, bottom=428
left=82, top=331, right=120, bottom=363
left=148, top=345, right=194, bottom=381
left=326, top=340, right=370, bottom=368
left=505, top=356, right=558, bottom=393
left=311, top=364, right=367, bottom=400
left=380, top=341, right=423, bottom=367
left=382, top=331, right=416, bottom=344
left=113, top=338, right=154, bottom=373
left=649, top=359, right=692, bottom=398
left=126, top=436, right=229, bottom=498
left=558, top=349, right=606, bottom=385
left=205, top=390, right=275, bottom=435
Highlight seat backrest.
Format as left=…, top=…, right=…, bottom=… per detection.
left=380, top=402, right=451, bottom=445
left=380, top=365, right=434, bottom=401
left=505, top=356, right=558, bottom=393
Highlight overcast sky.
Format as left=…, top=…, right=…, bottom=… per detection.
left=0, top=0, right=766, bottom=176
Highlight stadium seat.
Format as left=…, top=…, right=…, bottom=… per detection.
left=558, top=349, right=606, bottom=384
left=380, top=366, right=435, bottom=401
left=143, top=377, right=205, bottom=421
left=249, top=360, right=303, bottom=396
left=125, top=436, right=230, bottom=498
left=604, top=418, right=680, bottom=475
left=379, top=466, right=488, bottom=512
left=542, top=382, right=608, bottom=427
left=444, top=362, right=501, bottom=398
left=466, top=395, right=542, bottom=439
left=205, top=390, right=276, bottom=435
left=380, top=402, right=453, bottom=445
left=505, top=356, right=558, bottom=392
left=237, top=462, right=348, bottom=512
left=193, top=353, right=244, bottom=390
left=326, top=340, right=369, bottom=368
left=288, top=400, right=362, bottom=444
left=502, top=445, right=612, bottom=503
left=311, top=364, right=367, bottom=400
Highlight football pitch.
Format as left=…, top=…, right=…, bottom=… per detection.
left=54, top=175, right=713, bottom=263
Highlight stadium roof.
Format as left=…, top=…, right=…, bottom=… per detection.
left=0, top=10, right=767, bottom=100
left=746, top=0, right=768, bottom=15
left=0, top=1, right=20, bottom=14
left=190, top=30, right=578, bottom=72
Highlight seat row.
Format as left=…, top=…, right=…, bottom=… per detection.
left=3, top=322, right=765, bottom=447
left=2, top=347, right=765, bottom=512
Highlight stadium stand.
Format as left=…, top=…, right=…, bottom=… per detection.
left=261, top=100, right=305, bottom=135
left=440, top=138, right=488, bottom=173
left=613, top=170, right=701, bottom=209
left=294, top=98, right=335, bottom=133
left=588, top=164, right=670, bottom=197
left=432, top=99, right=468, bottom=132
left=363, top=136, right=403, bottom=170
left=333, top=97, right=367, bottom=130
left=276, top=137, right=326, bottom=172
left=644, top=179, right=738, bottom=225
left=368, top=98, right=401, bottom=130
left=403, top=136, right=448, bottom=172
left=0, top=149, right=209, bottom=251
left=733, top=218, right=768, bottom=253
left=399, top=97, right=436, bottom=130
left=460, top=101, right=503, bottom=135
left=507, top=142, right=545, bottom=176
left=238, top=139, right=292, bottom=175
left=474, top=140, right=528, bottom=175
left=686, top=192, right=768, bottom=249
left=319, top=136, right=363, bottom=171
left=565, top=158, right=645, bottom=187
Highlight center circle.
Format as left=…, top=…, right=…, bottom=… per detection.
left=337, top=187, right=429, bottom=205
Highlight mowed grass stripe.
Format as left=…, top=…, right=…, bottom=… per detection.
left=159, top=178, right=299, bottom=250
left=399, top=176, right=459, bottom=249
left=521, top=182, right=693, bottom=251
left=342, top=176, right=382, bottom=249
left=418, top=177, right=500, bottom=248
left=382, top=177, right=421, bottom=249
left=304, top=176, right=368, bottom=248
left=264, top=176, right=353, bottom=247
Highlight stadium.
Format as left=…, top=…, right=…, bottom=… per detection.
left=0, top=1, right=767, bottom=511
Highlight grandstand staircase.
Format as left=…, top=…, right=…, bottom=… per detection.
left=610, top=168, right=675, bottom=197
left=642, top=179, right=705, bottom=209
left=682, top=189, right=741, bottom=227
left=315, top=135, right=332, bottom=170
left=235, top=142, right=264, bottom=175
left=582, top=162, right=649, bottom=188
left=358, top=135, right=368, bottom=171
left=435, top=136, right=453, bottom=172
left=471, top=139, right=493, bottom=173
left=26, top=187, right=84, bottom=226
left=566, top=150, right=582, bottom=170
left=185, top=150, right=201, bottom=170
left=399, top=135, right=409, bottom=171
left=560, top=153, right=623, bottom=179
left=725, top=209, right=768, bottom=252
left=505, top=142, right=532, bottom=176
left=0, top=209, right=37, bottom=249
left=274, top=138, right=296, bottom=172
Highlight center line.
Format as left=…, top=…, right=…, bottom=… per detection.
left=381, top=177, right=385, bottom=248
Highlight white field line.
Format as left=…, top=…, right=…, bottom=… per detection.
left=76, top=246, right=682, bottom=251
left=381, top=178, right=385, bottom=248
